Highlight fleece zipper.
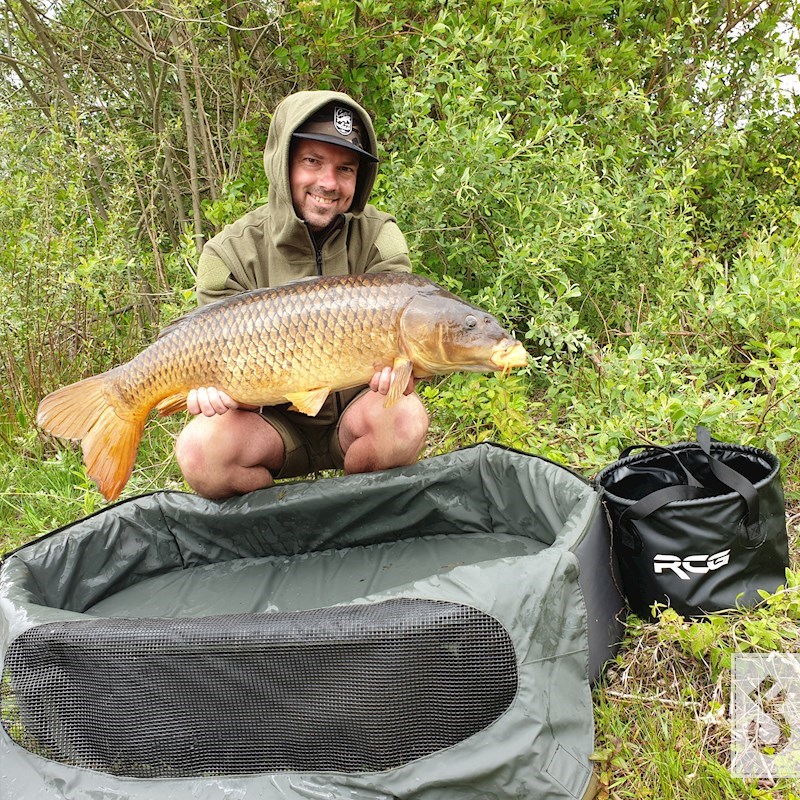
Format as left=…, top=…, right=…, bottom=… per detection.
left=305, top=216, right=345, bottom=276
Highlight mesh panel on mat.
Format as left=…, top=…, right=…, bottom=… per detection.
left=2, top=598, right=517, bottom=778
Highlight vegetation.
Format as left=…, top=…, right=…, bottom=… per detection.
left=1, top=0, right=799, bottom=796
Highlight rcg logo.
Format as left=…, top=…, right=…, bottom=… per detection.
left=653, top=549, right=731, bottom=581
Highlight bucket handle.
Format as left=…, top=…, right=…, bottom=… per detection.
left=618, top=442, right=705, bottom=489
left=696, top=426, right=762, bottom=548
left=617, top=426, right=763, bottom=551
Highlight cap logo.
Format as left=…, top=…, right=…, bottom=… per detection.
left=333, top=106, right=353, bottom=136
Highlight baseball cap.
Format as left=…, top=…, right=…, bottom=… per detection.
left=293, top=103, right=378, bottom=163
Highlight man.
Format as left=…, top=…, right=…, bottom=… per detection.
left=175, top=90, right=429, bottom=499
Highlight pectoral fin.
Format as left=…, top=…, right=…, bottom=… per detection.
left=384, top=357, right=414, bottom=408
left=156, top=392, right=189, bottom=416
left=286, top=387, right=331, bottom=416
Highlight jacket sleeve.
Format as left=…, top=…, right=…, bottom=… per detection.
left=195, top=249, right=251, bottom=307
left=363, top=219, right=412, bottom=274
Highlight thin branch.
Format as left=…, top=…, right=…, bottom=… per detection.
left=166, top=12, right=204, bottom=253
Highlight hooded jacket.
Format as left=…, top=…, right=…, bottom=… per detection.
left=195, top=91, right=411, bottom=306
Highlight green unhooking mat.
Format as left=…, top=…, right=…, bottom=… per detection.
left=0, top=443, right=623, bottom=800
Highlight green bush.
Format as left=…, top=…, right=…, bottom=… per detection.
left=2, top=0, right=798, bottom=489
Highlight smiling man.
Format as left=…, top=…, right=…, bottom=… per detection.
left=290, top=138, right=358, bottom=230
left=175, top=91, right=429, bottom=499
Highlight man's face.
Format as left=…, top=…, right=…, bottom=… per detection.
left=290, top=139, right=359, bottom=232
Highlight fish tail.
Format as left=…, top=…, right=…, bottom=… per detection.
left=37, top=371, right=146, bottom=502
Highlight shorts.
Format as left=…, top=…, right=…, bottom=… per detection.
left=256, top=387, right=367, bottom=478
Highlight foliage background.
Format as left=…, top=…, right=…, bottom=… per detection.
left=1, top=0, right=799, bottom=797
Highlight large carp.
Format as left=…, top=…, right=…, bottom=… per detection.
left=38, top=273, right=528, bottom=501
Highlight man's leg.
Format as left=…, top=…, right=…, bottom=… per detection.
left=338, top=390, right=429, bottom=474
left=175, top=409, right=286, bottom=500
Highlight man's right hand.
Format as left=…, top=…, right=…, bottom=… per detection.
left=187, top=387, right=257, bottom=416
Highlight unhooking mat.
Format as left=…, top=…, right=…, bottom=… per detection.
left=0, top=443, right=624, bottom=800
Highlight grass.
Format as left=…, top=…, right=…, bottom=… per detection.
left=0, top=417, right=186, bottom=554
left=2, top=414, right=800, bottom=798
left=593, top=510, right=800, bottom=800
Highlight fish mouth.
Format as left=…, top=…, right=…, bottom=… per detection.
left=490, top=341, right=529, bottom=372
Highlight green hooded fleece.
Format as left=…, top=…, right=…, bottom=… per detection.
left=195, top=90, right=411, bottom=306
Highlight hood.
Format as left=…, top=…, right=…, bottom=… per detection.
left=263, top=90, right=379, bottom=217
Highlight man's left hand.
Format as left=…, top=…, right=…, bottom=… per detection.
left=369, top=366, right=417, bottom=396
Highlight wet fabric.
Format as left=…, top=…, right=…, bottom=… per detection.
left=6, top=600, right=518, bottom=777
left=0, top=443, right=623, bottom=800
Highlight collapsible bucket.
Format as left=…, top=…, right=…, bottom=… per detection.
left=596, top=427, right=788, bottom=618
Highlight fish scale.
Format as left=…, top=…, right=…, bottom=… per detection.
left=37, top=272, right=528, bottom=501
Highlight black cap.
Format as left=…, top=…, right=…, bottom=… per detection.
left=292, top=103, right=378, bottom=163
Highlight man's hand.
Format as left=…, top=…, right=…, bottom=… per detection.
left=187, top=387, right=258, bottom=416
left=369, top=366, right=417, bottom=397
left=188, top=371, right=418, bottom=417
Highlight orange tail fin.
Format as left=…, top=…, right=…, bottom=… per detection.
left=37, top=372, right=146, bottom=502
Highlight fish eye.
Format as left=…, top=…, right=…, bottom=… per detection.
left=465, top=315, right=478, bottom=329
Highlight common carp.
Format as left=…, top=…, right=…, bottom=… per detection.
left=37, top=273, right=528, bottom=501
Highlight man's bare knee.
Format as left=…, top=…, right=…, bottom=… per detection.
left=175, top=420, right=213, bottom=481
left=340, top=393, right=429, bottom=473
left=175, top=410, right=285, bottom=499
left=400, top=403, right=429, bottom=445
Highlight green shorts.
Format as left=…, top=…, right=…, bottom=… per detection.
left=257, top=387, right=367, bottom=478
